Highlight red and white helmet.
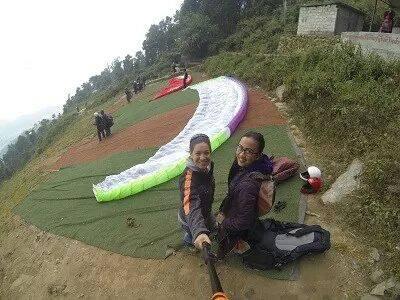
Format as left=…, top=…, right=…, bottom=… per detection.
left=300, top=166, right=322, bottom=181
left=300, top=166, right=323, bottom=194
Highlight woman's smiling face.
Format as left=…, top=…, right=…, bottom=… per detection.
left=190, top=142, right=211, bottom=170
left=235, top=137, right=260, bottom=167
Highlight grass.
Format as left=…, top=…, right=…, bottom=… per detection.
left=204, top=37, right=400, bottom=279
left=0, top=72, right=203, bottom=243
left=113, top=88, right=199, bottom=132
left=14, top=124, right=300, bottom=280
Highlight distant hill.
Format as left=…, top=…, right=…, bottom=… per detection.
left=0, top=105, right=62, bottom=156
left=0, top=145, right=8, bottom=156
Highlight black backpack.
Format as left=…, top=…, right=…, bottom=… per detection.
left=242, top=219, right=330, bottom=270
left=106, top=114, right=114, bottom=127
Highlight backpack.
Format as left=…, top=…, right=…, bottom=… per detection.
left=242, top=219, right=331, bottom=270
left=253, top=156, right=299, bottom=216
left=249, top=172, right=276, bottom=217
left=258, top=179, right=276, bottom=216
left=107, top=114, right=114, bottom=127
left=271, top=157, right=300, bottom=184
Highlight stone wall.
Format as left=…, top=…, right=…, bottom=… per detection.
left=335, top=6, right=363, bottom=34
left=341, top=32, right=400, bottom=60
left=297, top=5, right=337, bottom=35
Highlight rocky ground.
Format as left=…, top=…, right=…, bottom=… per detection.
left=1, top=85, right=397, bottom=299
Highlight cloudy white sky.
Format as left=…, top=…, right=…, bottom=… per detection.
left=0, top=0, right=183, bottom=122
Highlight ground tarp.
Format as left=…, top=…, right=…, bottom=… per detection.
left=15, top=76, right=303, bottom=280
left=15, top=125, right=302, bottom=280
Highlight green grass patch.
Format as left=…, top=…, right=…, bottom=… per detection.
left=15, top=124, right=300, bottom=280
left=113, top=88, right=199, bottom=132
left=0, top=74, right=196, bottom=241
left=112, top=71, right=204, bottom=132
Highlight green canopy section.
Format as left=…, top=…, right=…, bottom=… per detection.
left=94, top=129, right=231, bottom=202
left=15, top=125, right=302, bottom=279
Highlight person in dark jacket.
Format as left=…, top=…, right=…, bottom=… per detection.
left=93, top=112, right=106, bottom=142
left=171, top=62, right=177, bottom=74
left=125, top=88, right=132, bottom=103
left=133, top=81, right=138, bottom=94
left=183, top=68, right=189, bottom=88
left=216, top=131, right=273, bottom=258
left=100, top=110, right=113, bottom=137
left=142, top=76, right=146, bottom=88
left=178, top=134, right=215, bottom=250
left=379, top=10, right=395, bottom=33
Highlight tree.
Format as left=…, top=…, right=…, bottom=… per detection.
left=111, top=58, right=124, bottom=82
left=142, top=16, right=176, bottom=65
left=241, top=0, right=282, bottom=17
left=134, top=51, right=146, bottom=71
left=25, top=130, right=37, bottom=145
left=181, top=0, right=201, bottom=13
left=89, top=74, right=102, bottom=91
left=122, top=54, right=134, bottom=75
left=176, top=12, right=219, bottom=59
left=180, top=0, right=244, bottom=37
left=200, top=0, right=243, bottom=37
left=2, top=144, right=19, bottom=173
left=0, top=159, right=10, bottom=182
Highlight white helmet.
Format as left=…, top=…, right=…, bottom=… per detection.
left=300, top=166, right=322, bottom=181
left=308, top=166, right=321, bottom=178
left=94, top=112, right=99, bottom=116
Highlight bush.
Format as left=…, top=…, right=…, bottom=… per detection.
left=35, top=113, right=79, bottom=155
left=204, top=38, right=400, bottom=278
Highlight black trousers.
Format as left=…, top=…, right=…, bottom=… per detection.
left=105, top=127, right=111, bottom=137
left=97, top=129, right=106, bottom=141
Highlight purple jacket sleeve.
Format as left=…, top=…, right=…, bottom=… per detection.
left=221, top=181, right=259, bottom=233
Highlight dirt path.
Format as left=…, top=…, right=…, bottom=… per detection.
left=52, top=89, right=286, bottom=170
left=0, top=212, right=368, bottom=299
left=0, top=88, right=369, bottom=299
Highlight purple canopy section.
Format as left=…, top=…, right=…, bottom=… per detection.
left=227, top=77, right=248, bottom=134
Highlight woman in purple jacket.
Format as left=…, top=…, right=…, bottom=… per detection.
left=217, top=131, right=273, bottom=258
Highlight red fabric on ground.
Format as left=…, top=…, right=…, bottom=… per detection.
left=153, top=75, right=193, bottom=100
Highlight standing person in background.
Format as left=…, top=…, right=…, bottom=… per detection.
left=171, top=62, right=177, bottom=75
left=93, top=112, right=106, bottom=142
left=142, top=76, right=146, bottom=88
left=100, top=110, right=113, bottom=137
left=125, top=88, right=132, bottom=103
left=379, top=10, right=395, bottom=33
left=183, top=68, right=189, bottom=88
left=136, top=76, right=143, bottom=92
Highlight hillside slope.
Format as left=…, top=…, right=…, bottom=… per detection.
left=0, top=74, right=371, bottom=298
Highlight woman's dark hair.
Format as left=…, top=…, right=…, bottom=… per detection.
left=189, top=134, right=211, bottom=153
left=242, top=131, right=265, bottom=153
